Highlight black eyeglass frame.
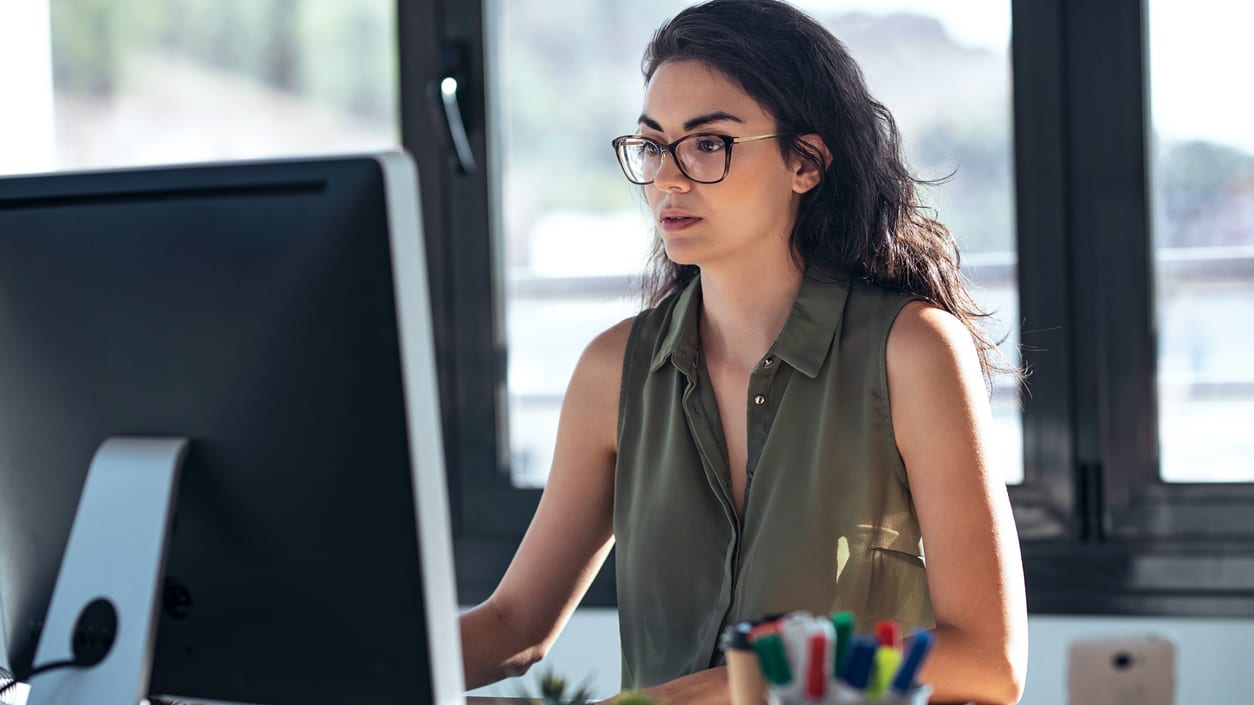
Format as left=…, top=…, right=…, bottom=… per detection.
left=610, top=132, right=784, bottom=185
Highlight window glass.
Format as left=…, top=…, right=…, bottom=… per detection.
left=2, top=0, right=396, bottom=177
left=0, top=2, right=55, bottom=174
left=1148, top=0, right=1254, bottom=482
left=495, top=1, right=1021, bottom=487
left=492, top=1, right=691, bottom=487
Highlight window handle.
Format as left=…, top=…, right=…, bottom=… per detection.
left=437, top=75, right=477, bottom=174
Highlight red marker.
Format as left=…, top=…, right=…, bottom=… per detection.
left=804, top=626, right=830, bottom=700
left=875, top=620, right=901, bottom=650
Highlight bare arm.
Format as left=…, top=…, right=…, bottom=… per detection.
left=460, top=318, right=633, bottom=689
left=887, top=302, right=1028, bottom=705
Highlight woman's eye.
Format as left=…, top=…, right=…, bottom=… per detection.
left=694, top=137, right=725, bottom=154
left=640, top=141, right=662, bottom=157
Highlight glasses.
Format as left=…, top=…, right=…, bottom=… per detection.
left=611, top=132, right=784, bottom=185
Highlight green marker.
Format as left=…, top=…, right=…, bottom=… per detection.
left=751, top=632, right=793, bottom=687
left=829, top=611, right=854, bottom=680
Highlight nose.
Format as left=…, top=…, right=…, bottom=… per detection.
left=650, top=151, right=691, bottom=193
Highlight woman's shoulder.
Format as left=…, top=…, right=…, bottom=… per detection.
left=568, top=316, right=638, bottom=395
left=885, top=300, right=980, bottom=389
left=583, top=316, right=637, bottom=366
left=558, top=316, right=637, bottom=453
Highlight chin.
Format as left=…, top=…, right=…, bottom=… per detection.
left=663, top=249, right=697, bottom=266
left=661, top=241, right=701, bottom=267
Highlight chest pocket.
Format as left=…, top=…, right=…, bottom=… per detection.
left=831, top=524, right=933, bottom=631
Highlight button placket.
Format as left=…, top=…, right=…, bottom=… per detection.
left=750, top=353, right=778, bottom=407
left=745, top=358, right=779, bottom=482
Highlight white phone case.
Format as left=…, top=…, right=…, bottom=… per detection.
left=1067, top=634, right=1175, bottom=705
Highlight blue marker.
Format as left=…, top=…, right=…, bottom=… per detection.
left=842, top=635, right=879, bottom=691
left=890, top=629, right=935, bottom=694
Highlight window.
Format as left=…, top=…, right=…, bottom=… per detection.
left=400, top=0, right=1254, bottom=614
left=1147, top=0, right=1254, bottom=483
left=2, top=0, right=397, bottom=177
left=1011, top=0, right=1254, bottom=614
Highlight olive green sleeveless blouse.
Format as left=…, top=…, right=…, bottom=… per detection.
left=614, top=271, right=935, bottom=690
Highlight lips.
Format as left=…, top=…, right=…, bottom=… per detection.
left=658, top=207, right=702, bottom=230
left=659, top=214, right=702, bottom=232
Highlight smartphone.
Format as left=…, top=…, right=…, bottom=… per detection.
left=1067, top=634, right=1175, bottom=705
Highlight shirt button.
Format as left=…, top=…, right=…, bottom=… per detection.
left=762, top=357, right=774, bottom=367
left=753, top=394, right=767, bottom=406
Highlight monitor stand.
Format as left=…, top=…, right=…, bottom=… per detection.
left=27, top=437, right=187, bottom=705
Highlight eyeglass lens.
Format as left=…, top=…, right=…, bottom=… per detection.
left=618, top=135, right=729, bottom=183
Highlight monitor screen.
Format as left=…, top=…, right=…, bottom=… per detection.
left=0, top=152, right=465, bottom=705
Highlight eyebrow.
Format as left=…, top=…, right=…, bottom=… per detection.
left=637, top=111, right=745, bottom=134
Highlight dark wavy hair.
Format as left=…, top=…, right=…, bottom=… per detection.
left=639, top=0, right=1015, bottom=384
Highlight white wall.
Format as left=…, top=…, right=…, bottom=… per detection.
left=467, top=609, right=1252, bottom=704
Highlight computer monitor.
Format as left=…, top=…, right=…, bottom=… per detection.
left=0, top=152, right=465, bottom=705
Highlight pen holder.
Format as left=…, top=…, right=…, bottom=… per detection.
left=722, top=615, right=934, bottom=705
left=726, top=641, right=931, bottom=705
left=725, top=622, right=769, bottom=705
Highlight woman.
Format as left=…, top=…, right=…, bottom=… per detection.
left=460, top=1, right=1028, bottom=703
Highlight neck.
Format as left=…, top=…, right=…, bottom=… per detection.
left=697, top=255, right=804, bottom=371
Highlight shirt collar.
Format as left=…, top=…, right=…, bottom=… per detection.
left=650, top=276, right=703, bottom=375
left=650, top=270, right=851, bottom=379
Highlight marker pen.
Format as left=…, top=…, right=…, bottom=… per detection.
left=829, top=611, right=854, bottom=681
left=863, top=620, right=902, bottom=699
left=868, top=640, right=901, bottom=700
left=752, top=632, right=793, bottom=690
left=777, top=611, right=811, bottom=682
left=874, top=620, right=901, bottom=650
left=802, top=618, right=834, bottom=701
left=890, top=630, right=935, bottom=695
left=842, top=635, right=879, bottom=692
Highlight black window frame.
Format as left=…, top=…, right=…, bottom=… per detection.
left=402, top=0, right=1254, bottom=614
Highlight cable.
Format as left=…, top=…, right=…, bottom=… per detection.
left=0, top=659, right=79, bottom=698
left=0, top=598, right=119, bottom=699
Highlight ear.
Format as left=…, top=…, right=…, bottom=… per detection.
left=790, top=133, right=831, bottom=194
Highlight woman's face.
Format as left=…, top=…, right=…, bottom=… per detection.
left=639, top=60, right=804, bottom=269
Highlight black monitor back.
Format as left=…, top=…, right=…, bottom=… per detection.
left=0, top=153, right=461, bottom=705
